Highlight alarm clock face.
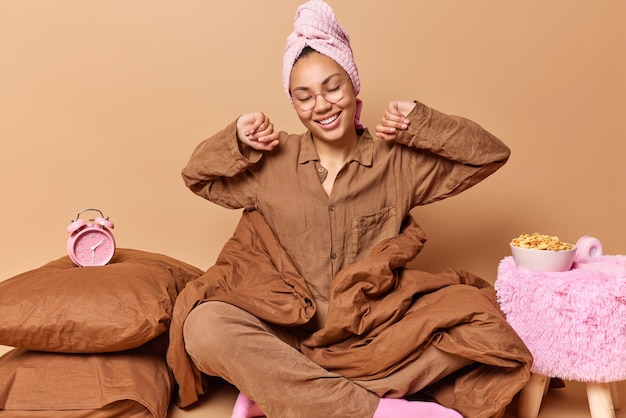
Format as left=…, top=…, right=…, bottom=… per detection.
left=70, top=228, right=115, bottom=267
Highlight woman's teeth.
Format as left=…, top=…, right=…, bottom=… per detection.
left=318, top=114, right=339, bottom=125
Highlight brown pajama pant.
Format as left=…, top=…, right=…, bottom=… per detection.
left=183, top=301, right=471, bottom=418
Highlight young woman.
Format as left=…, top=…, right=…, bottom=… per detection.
left=172, top=1, right=532, bottom=417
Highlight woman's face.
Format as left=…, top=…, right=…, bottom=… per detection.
left=289, top=52, right=357, bottom=144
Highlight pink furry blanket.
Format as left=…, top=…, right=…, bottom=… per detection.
left=495, top=255, right=626, bottom=382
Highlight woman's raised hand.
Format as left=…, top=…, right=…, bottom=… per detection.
left=374, top=101, right=416, bottom=142
left=236, top=112, right=280, bottom=151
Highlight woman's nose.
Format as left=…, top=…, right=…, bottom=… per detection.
left=313, top=94, right=333, bottom=112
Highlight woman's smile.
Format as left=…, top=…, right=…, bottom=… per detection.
left=315, top=111, right=342, bottom=128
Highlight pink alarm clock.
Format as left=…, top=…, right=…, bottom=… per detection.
left=66, top=208, right=116, bottom=267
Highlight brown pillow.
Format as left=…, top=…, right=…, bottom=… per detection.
left=0, top=337, right=172, bottom=418
left=0, top=248, right=203, bottom=353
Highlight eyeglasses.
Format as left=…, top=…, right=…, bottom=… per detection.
left=291, top=77, right=349, bottom=111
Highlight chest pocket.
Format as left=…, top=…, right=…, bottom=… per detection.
left=348, top=205, right=397, bottom=263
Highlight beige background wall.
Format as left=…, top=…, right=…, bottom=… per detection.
left=1, top=1, right=624, bottom=282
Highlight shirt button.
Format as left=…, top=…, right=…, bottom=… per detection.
left=318, top=167, right=325, bottom=173
left=330, top=253, right=337, bottom=260
left=329, top=205, right=335, bottom=211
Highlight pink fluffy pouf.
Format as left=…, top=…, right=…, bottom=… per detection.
left=495, top=255, right=626, bottom=382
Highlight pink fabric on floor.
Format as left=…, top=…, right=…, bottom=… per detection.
left=495, top=255, right=626, bottom=382
left=373, top=398, right=462, bottom=418
left=231, top=392, right=265, bottom=418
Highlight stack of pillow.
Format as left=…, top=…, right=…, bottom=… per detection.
left=0, top=248, right=204, bottom=418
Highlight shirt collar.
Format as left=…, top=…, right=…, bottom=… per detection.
left=298, top=130, right=373, bottom=167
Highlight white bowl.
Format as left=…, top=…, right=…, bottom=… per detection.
left=510, top=244, right=577, bottom=272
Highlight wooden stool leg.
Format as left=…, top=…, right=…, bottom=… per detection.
left=518, top=373, right=548, bottom=418
left=587, top=382, right=616, bottom=418
left=610, top=382, right=620, bottom=410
